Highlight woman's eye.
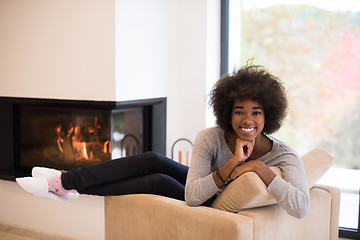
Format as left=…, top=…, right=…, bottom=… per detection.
left=253, top=111, right=262, bottom=115
left=235, top=111, right=243, bottom=115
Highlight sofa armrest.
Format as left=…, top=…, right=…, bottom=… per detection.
left=313, top=184, right=341, bottom=240
left=105, top=194, right=253, bottom=240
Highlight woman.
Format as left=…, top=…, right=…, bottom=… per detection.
left=185, top=65, right=309, bottom=219
left=16, top=64, right=309, bottom=219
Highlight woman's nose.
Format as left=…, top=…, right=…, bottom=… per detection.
left=242, top=117, right=253, bottom=125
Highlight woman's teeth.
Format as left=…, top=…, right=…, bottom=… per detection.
left=241, top=127, right=255, bottom=132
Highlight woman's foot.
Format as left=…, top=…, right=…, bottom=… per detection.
left=32, top=167, right=79, bottom=199
left=16, top=177, right=48, bottom=197
left=16, top=177, right=69, bottom=202
left=16, top=167, right=79, bottom=201
left=32, top=166, right=62, bottom=179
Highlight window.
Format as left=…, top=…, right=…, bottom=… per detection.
left=222, top=0, right=360, bottom=238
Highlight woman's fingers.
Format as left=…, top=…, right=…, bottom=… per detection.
left=235, top=138, right=254, bottom=162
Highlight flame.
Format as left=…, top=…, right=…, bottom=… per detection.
left=81, top=142, right=89, bottom=160
left=55, top=125, right=64, bottom=153
left=103, top=140, right=110, bottom=153
left=55, top=116, right=111, bottom=162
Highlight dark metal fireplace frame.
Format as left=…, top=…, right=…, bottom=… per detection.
left=0, top=97, right=166, bottom=181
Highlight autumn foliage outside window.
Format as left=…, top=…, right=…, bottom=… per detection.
left=238, top=1, right=360, bottom=169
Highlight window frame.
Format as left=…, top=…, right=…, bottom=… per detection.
left=220, top=0, right=229, bottom=76
left=220, top=0, right=360, bottom=238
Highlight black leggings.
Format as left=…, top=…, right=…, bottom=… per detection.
left=61, top=151, right=188, bottom=201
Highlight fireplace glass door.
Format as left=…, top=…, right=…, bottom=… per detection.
left=111, top=108, right=143, bottom=159
left=19, top=106, right=112, bottom=170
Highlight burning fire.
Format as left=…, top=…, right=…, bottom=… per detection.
left=55, top=116, right=111, bottom=162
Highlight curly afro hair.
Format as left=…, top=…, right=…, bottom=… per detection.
left=209, top=65, right=288, bottom=134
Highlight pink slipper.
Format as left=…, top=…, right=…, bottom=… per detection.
left=32, top=167, right=62, bottom=179
left=32, top=167, right=79, bottom=199
left=16, top=177, right=69, bottom=202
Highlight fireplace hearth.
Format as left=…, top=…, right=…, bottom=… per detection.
left=0, top=97, right=166, bottom=181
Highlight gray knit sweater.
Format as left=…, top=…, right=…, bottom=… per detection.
left=185, top=127, right=310, bottom=219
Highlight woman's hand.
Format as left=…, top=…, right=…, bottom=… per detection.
left=229, top=160, right=276, bottom=186
left=229, top=161, right=254, bottom=180
left=233, top=138, right=255, bottom=165
left=212, top=138, right=256, bottom=189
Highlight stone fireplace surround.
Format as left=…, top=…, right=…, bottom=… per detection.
left=0, top=96, right=166, bottom=181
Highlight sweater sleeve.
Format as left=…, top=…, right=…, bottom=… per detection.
left=267, top=153, right=310, bottom=219
left=185, top=130, right=220, bottom=206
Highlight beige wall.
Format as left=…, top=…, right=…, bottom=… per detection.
left=0, top=0, right=220, bottom=239
left=0, top=0, right=116, bottom=101
left=0, top=1, right=115, bottom=239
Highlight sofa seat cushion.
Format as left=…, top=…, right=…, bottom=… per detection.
left=105, top=194, right=254, bottom=240
left=212, top=148, right=332, bottom=213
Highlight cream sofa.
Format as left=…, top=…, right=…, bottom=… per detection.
left=105, top=149, right=340, bottom=240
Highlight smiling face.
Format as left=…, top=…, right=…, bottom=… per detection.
left=231, top=99, right=265, bottom=142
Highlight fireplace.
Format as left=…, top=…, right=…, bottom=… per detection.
left=0, top=97, right=166, bottom=181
